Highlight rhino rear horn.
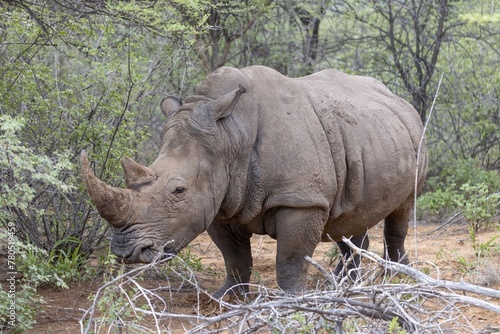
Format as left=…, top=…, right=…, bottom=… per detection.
left=81, top=150, right=132, bottom=226
left=121, top=157, right=157, bottom=189
left=205, top=85, right=246, bottom=120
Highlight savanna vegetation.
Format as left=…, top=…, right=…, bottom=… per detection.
left=0, top=0, right=499, bottom=332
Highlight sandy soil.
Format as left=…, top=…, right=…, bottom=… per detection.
left=3, top=221, right=500, bottom=333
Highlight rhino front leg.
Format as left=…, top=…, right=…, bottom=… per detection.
left=275, top=208, right=325, bottom=294
left=207, top=222, right=253, bottom=299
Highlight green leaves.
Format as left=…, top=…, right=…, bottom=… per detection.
left=0, top=3, right=145, bottom=257
left=0, top=283, right=40, bottom=333
left=417, top=187, right=459, bottom=219
left=418, top=155, right=499, bottom=224
left=0, top=115, right=74, bottom=214
left=454, top=183, right=500, bottom=230
left=460, top=13, right=500, bottom=24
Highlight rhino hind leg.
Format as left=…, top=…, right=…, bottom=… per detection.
left=207, top=222, right=253, bottom=299
left=334, top=232, right=369, bottom=281
left=383, top=202, right=411, bottom=265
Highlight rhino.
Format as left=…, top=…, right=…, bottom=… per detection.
left=81, top=65, right=427, bottom=297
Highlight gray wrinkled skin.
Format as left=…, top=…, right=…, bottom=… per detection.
left=81, top=65, right=427, bottom=298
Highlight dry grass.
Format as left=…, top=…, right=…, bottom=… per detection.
left=473, top=260, right=500, bottom=288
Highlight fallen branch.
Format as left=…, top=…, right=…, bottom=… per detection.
left=424, top=211, right=465, bottom=235
left=80, top=237, right=500, bottom=333
left=342, top=236, right=500, bottom=304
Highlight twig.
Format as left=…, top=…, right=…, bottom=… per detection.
left=305, top=255, right=334, bottom=285
left=424, top=211, right=465, bottom=235
left=413, top=72, right=444, bottom=261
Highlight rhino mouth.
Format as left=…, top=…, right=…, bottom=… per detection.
left=112, top=240, right=179, bottom=264
left=111, top=226, right=174, bottom=263
left=112, top=239, right=152, bottom=263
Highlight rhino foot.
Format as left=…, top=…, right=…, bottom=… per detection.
left=212, top=280, right=249, bottom=300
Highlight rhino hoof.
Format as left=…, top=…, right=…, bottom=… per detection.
left=213, top=283, right=249, bottom=300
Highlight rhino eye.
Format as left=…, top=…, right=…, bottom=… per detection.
left=172, top=187, right=186, bottom=194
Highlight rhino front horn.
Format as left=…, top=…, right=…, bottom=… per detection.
left=81, top=150, right=132, bottom=226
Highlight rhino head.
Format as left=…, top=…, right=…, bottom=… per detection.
left=81, top=86, right=246, bottom=263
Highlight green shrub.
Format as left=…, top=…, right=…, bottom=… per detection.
left=417, top=186, right=459, bottom=219
left=441, top=158, right=500, bottom=192
left=455, top=183, right=500, bottom=231
left=2, top=230, right=92, bottom=289
left=0, top=4, right=150, bottom=260
left=167, top=246, right=204, bottom=274
left=0, top=115, right=74, bottom=221
left=418, top=158, right=499, bottom=223
left=0, top=284, right=41, bottom=334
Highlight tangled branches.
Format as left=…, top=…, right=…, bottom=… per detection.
left=80, top=239, right=500, bottom=333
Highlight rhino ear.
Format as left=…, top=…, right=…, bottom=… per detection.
left=121, top=157, right=157, bottom=189
left=205, top=85, right=246, bottom=120
left=160, top=97, right=181, bottom=121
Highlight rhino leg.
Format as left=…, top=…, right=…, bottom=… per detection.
left=207, top=222, right=253, bottom=299
left=275, top=208, right=325, bottom=294
left=333, top=232, right=369, bottom=281
left=383, top=203, right=410, bottom=264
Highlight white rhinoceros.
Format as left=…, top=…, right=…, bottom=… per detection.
left=81, top=65, right=427, bottom=297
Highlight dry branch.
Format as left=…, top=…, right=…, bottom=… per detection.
left=342, top=237, right=500, bottom=304
left=80, top=239, right=500, bottom=333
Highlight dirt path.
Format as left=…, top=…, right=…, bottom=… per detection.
left=4, top=222, right=500, bottom=333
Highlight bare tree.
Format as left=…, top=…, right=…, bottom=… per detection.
left=294, top=2, right=327, bottom=74
left=329, top=0, right=462, bottom=123
left=192, top=0, right=273, bottom=73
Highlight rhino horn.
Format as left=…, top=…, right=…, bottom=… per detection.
left=121, top=156, right=157, bottom=189
left=206, top=85, right=246, bottom=120
left=81, top=150, right=132, bottom=226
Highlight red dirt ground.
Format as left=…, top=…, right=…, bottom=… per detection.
left=2, top=221, right=500, bottom=333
